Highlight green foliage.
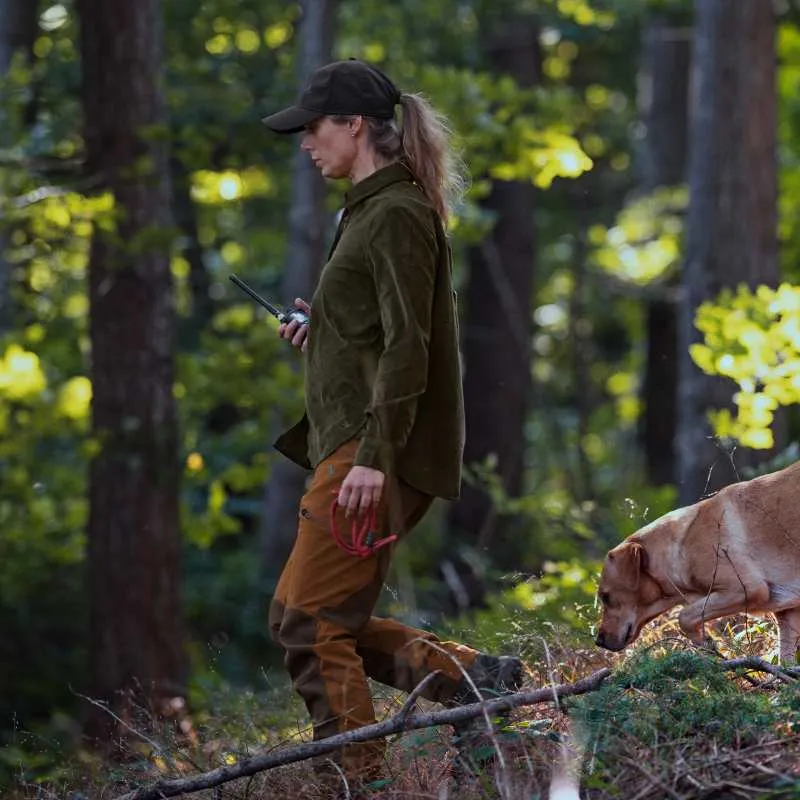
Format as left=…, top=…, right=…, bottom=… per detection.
left=444, top=559, right=602, bottom=661
left=690, top=283, right=800, bottom=449
left=2, top=3, right=799, bottom=791
left=463, top=445, right=678, bottom=567
left=590, top=186, right=687, bottom=286
left=0, top=0, right=647, bottom=736
left=0, top=189, right=100, bottom=727
left=571, top=650, right=795, bottom=770
left=778, top=22, right=800, bottom=283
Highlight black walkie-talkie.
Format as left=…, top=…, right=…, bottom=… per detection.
left=229, top=274, right=310, bottom=326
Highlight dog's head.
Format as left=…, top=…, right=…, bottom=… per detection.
left=595, top=540, right=658, bottom=651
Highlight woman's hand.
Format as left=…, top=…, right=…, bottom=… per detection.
left=278, top=297, right=311, bottom=352
left=338, top=466, right=385, bottom=518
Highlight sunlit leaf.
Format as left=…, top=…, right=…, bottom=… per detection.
left=57, top=377, right=92, bottom=421
left=0, top=345, right=47, bottom=400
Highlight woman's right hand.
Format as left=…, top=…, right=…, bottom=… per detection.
left=279, top=297, right=311, bottom=352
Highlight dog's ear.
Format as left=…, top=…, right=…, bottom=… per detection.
left=608, top=541, right=645, bottom=591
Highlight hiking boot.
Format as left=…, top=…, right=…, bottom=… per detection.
left=449, top=654, right=525, bottom=707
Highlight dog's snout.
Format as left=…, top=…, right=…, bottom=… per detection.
left=595, top=627, right=628, bottom=652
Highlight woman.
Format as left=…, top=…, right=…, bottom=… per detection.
left=262, top=59, right=522, bottom=792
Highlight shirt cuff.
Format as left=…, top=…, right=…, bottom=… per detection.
left=354, top=436, right=394, bottom=472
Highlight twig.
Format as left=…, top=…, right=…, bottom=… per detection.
left=71, top=688, right=172, bottom=764
left=111, top=668, right=612, bottom=800
left=397, top=670, right=442, bottom=721
left=742, top=757, right=788, bottom=778
left=719, top=656, right=799, bottom=684
left=619, top=755, right=684, bottom=800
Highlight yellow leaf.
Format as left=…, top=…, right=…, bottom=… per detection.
left=57, top=376, right=92, bottom=420
left=205, top=34, right=231, bottom=55
left=708, top=408, right=735, bottom=439
left=221, top=241, right=245, bottom=265
left=208, top=480, right=227, bottom=514
left=489, top=162, right=518, bottom=182
left=186, top=452, right=205, bottom=473
left=0, top=345, right=47, bottom=400
left=617, top=395, right=641, bottom=424
left=363, top=43, right=385, bottom=62
left=689, top=344, right=715, bottom=374
left=264, top=22, right=292, bottom=49
left=171, top=256, right=190, bottom=279
left=606, top=371, right=636, bottom=396
left=739, top=428, right=774, bottom=450
left=235, top=28, right=260, bottom=54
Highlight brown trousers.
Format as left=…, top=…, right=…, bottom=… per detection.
left=269, top=440, right=478, bottom=780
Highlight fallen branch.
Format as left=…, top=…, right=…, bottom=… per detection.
left=112, top=667, right=612, bottom=800
left=717, top=656, right=800, bottom=684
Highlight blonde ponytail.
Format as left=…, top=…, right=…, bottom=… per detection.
left=396, top=93, right=466, bottom=224
left=335, top=94, right=466, bottom=225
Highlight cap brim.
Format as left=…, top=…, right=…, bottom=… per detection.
left=261, top=105, right=321, bottom=134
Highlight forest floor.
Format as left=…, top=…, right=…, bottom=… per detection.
left=8, top=612, right=800, bottom=800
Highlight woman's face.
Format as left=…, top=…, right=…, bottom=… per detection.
left=300, top=116, right=358, bottom=180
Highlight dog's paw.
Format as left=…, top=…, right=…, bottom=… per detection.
left=684, top=626, right=721, bottom=656
left=688, top=634, right=721, bottom=657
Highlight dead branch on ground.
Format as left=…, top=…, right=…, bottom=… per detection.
left=111, top=668, right=612, bottom=800
left=110, top=654, right=800, bottom=800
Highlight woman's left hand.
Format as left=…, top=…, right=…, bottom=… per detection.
left=338, top=466, right=385, bottom=518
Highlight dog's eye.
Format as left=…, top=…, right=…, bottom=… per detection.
left=599, top=591, right=611, bottom=606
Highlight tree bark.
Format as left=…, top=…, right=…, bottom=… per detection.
left=0, top=0, right=37, bottom=73
left=171, top=156, right=213, bottom=334
left=0, top=0, right=38, bottom=332
left=259, top=0, right=338, bottom=589
left=677, top=0, right=780, bottom=505
left=637, top=17, right=691, bottom=487
left=77, top=0, right=185, bottom=743
left=445, top=19, right=539, bottom=598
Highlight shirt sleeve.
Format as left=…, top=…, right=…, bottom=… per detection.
left=354, top=205, right=437, bottom=472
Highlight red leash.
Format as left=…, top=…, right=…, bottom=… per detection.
left=329, top=496, right=397, bottom=557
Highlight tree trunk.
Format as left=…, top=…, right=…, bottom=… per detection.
left=259, top=0, right=338, bottom=590
left=677, top=0, right=779, bottom=505
left=445, top=19, right=539, bottom=603
left=637, top=17, right=691, bottom=486
left=77, top=0, right=185, bottom=743
left=0, top=0, right=38, bottom=332
left=171, top=155, right=214, bottom=336
left=0, top=0, right=37, bottom=73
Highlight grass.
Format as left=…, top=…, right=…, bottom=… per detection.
left=5, top=611, right=800, bottom=799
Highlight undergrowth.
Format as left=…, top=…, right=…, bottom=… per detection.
left=6, top=608, right=800, bottom=799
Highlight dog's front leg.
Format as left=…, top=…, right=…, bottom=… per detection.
left=678, top=584, right=771, bottom=648
left=775, top=608, right=800, bottom=664
left=676, top=606, right=716, bottom=650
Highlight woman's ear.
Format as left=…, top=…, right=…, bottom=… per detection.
left=349, top=115, right=364, bottom=137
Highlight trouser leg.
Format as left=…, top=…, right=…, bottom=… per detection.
left=357, top=617, right=478, bottom=702
left=267, top=441, right=418, bottom=779
left=268, top=439, right=481, bottom=781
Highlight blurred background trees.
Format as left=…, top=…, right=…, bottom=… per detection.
left=1, top=0, right=799, bottom=785
left=77, top=0, right=186, bottom=744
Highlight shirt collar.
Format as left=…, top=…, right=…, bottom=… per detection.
left=344, top=162, right=414, bottom=210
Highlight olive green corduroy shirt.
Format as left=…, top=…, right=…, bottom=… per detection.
left=274, top=162, right=465, bottom=500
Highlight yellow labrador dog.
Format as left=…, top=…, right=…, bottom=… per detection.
left=595, top=461, right=800, bottom=662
